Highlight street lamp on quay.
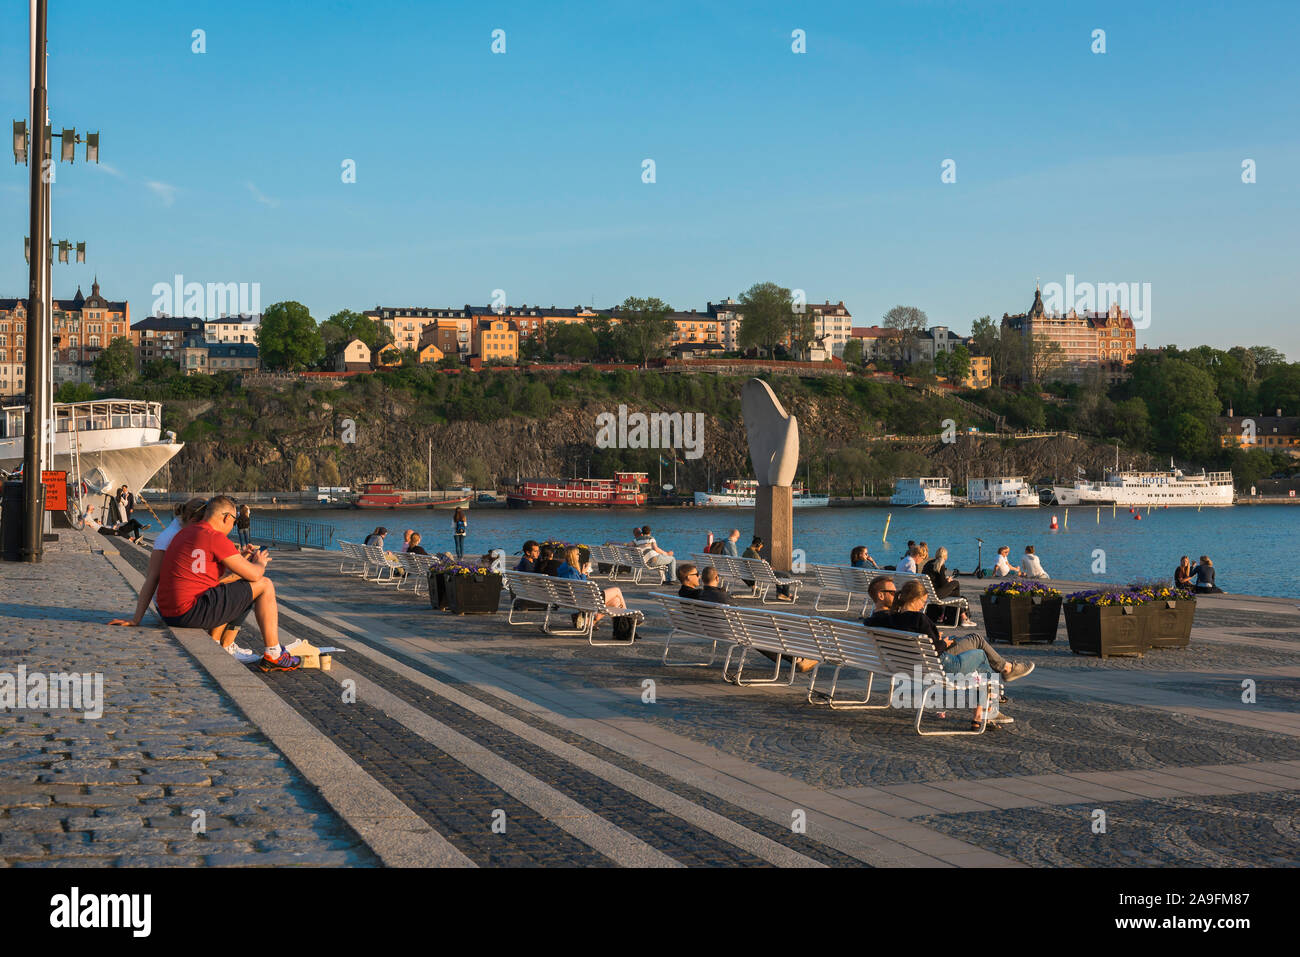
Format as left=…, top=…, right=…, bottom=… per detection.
left=10, top=0, right=101, bottom=563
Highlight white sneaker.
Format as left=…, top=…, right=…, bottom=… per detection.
left=228, top=644, right=261, bottom=663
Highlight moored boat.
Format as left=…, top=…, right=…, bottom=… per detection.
left=506, top=472, right=648, bottom=508
left=693, top=478, right=828, bottom=507
left=352, top=483, right=470, bottom=509
left=890, top=476, right=953, bottom=507
left=967, top=476, right=1039, bottom=507
left=1051, top=468, right=1234, bottom=507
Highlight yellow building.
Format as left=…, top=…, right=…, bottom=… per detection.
left=417, top=341, right=445, bottom=364
left=474, top=318, right=518, bottom=362
left=964, top=355, right=992, bottom=390
left=375, top=343, right=402, bottom=367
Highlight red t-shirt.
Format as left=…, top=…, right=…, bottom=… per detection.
left=156, top=523, right=238, bottom=617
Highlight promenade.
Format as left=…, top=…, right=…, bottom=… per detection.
left=3, top=530, right=1298, bottom=867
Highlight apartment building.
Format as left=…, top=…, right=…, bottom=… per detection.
left=1, top=280, right=131, bottom=393
left=473, top=317, right=519, bottom=361
left=1002, top=286, right=1137, bottom=384
left=808, top=300, right=853, bottom=356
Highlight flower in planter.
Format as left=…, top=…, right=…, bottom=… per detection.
left=984, top=579, right=1062, bottom=599
left=1065, top=589, right=1149, bottom=607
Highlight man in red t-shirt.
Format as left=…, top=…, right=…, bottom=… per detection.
left=155, top=495, right=300, bottom=672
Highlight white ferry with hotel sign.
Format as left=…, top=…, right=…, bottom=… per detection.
left=694, top=478, right=829, bottom=508
left=1051, top=467, right=1235, bottom=507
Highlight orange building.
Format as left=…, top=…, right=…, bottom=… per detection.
left=473, top=318, right=518, bottom=362
left=1002, top=286, right=1137, bottom=384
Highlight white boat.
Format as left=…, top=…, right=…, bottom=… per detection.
left=0, top=399, right=184, bottom=504
left=694, top=478, right=829, bottom=507
left=1051, top=468, right=1234, bottom=507
left=890, top=476, right=952, bottom=507
left=967, top=476, right=1039, bottom=507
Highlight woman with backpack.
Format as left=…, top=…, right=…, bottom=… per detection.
left=452, top=507, right=468, bottom=559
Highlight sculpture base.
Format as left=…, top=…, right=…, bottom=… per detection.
left=755, top=485, right=793, bottom=573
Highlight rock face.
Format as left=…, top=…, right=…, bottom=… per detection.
left=159, top=380, right=1154, bottom=493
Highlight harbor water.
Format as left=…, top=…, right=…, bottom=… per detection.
left=284, top=504, right=1299, bottom=600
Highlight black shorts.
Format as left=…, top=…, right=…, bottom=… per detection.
left=162, top=581, right=256, bottom=631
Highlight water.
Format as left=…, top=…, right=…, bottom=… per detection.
left=288, top=505, right=1300, bottom=600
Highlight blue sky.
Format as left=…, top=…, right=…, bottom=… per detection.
left=1, top=0, right=1296, bottom=353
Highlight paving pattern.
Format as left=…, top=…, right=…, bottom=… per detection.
left=0, top=535, right=375, bottom=867
left=9, top=533, right=1300, bottom=867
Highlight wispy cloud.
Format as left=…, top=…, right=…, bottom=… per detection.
left=246, top=181, right=280, bottom=208
left=144, top=180, right=178, bottom=206
left=92, top=162, right=124, bottom=178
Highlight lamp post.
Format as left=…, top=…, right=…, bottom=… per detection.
left=13, top=0, right=100, bottom=561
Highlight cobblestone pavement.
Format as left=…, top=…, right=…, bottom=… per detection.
left=0, top=534, right=376, bottom=867
left=29, top=536, right=1300, bottom=867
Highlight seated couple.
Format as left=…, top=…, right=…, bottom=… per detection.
left=526, top=544, right=629, bottom=626
left=109, top=495, right=301, bottom=672
left=677, top=563, right=815, bottom=673
left=864, top=575, right=1034, bottom=728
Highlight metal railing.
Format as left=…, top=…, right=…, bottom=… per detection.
left=248, top=515, right=335, bottom=550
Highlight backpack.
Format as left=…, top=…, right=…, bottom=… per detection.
left=707, top=541, right=726, bottom=555
left=612, top=615, right=637, bottom=642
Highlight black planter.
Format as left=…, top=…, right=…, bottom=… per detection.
left=428, top=569, right=451, bottom=611
left=980, top=593, right=1062, bottom=645
left=1065, top=602, right=1150, bottom=658
left=447, top=573, right=503, bottom=615
left=1140, top=598, right=1196, bottom=649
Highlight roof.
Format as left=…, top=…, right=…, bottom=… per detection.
left=1219, top=415, right=1300, bottom=434
left=132, top=315, right=205, bottom=333
left=207, top=343, right=259, bottom=358
left=850, top=325, right=904, bottom=339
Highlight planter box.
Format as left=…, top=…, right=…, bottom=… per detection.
left=447, top=573, right=503, bottom=615
left=980, top=593, right=1062, bottom=645
left=1065, top=603, right=1149, bottom=658
left=1140, top=598, right=1195, bottom=649
left=428, top=569, right=451, bottom=611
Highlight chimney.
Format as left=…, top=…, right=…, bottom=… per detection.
left=1228, top=407, right=1233, bottom=417
left=1278, top=409, right=1283, bottom=417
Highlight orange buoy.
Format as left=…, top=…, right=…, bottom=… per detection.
left=1050, top=515, right=1059, bottom=530
left=1134, top=513, right=1142, bottom=520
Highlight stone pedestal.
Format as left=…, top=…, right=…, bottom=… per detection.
left=755, top=484, right=793, bottom=573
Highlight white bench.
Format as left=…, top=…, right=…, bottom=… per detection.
left=337, top=541, right=368, bottom=576
left=503, top=570, right=643, bottom=647
left=360, top=544, right=403, bottom=584
left=808, top=563, right=881, bottom=614
left=689, top=553, right=802, bottom=604
left=608, top=543, right=669, bottom=584
left=653, top=593, right=997, bottom=734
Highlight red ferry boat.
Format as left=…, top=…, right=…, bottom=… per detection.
left=353, top=483, right=470, bottom=510
left=506, top=472, right=649, bottom=508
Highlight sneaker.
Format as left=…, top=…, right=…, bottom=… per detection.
left=987, top=712, right=1015, bottom=726
left=228, top=644, right=261, bottom=664
left=1004, top=661, right=1035, bottom=682
left=258, top=650, right=302, bottom=672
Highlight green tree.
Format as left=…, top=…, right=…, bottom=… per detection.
left=932, top=350, right=950, bottom=379
left=257, top=301, right=324, bottom=371
left=841, top=337, right=863, bottom=365
left=614, top=297, right=675, bottom=367
left=546, top=322, right=598, bottom=361
left=1258, top=364, right=1300, bottom=415
left=319, top=457, right=341, bottom=487
left=738, top=282, right=794, bottom=357
left=93, top=336, right=137, bottom=390
left=1249, top=345, right=1287, bottom=370
left=54, top=381, right=94, bottom=403
left=946, top=344, right=972, bottom=385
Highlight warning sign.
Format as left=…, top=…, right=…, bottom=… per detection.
left=42, top=470, right=67, bottom=512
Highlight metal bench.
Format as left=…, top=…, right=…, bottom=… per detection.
left=808, top=563, right=880, bottom=613
left=611, top=543, right=669, bottom=584
left=337, top=540, right=368, bottom=576
left=689, top=553, right=802, bottom=603
left=502, top=570, right=643, bottom=647
left=652, top=593, right=996, bottom=734
left=361, top=544, right=403, bottom=584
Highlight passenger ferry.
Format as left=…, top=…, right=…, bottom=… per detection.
left=693, top=478, right=829, bottom=508
left=967, top=476, right=1039, bottom=507
left=0, top=399, right=183, bottom=511
left=507, top=471, right=648, bottom=508
left=1051, top=468, right=1235, bottom=507
left=890, top=476, right=953, bottom=507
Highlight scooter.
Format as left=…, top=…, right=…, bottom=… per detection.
left=974, top=537, right=985, bottom=579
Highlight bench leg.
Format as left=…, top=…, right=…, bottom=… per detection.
left=507, top=597, right=542, bottom=625
left=811, top=669, right=897, bottom=710
left=915, top=683, right=987, bottom=735
left=662, top=631, right=722, bottom=667
left=588, top=612, right=641, bottom=648
left=541, top=605, right=587, bottom=636
left=732, top=649, right=788, bottom=686
left=813, top=590, right=852, bottom=613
